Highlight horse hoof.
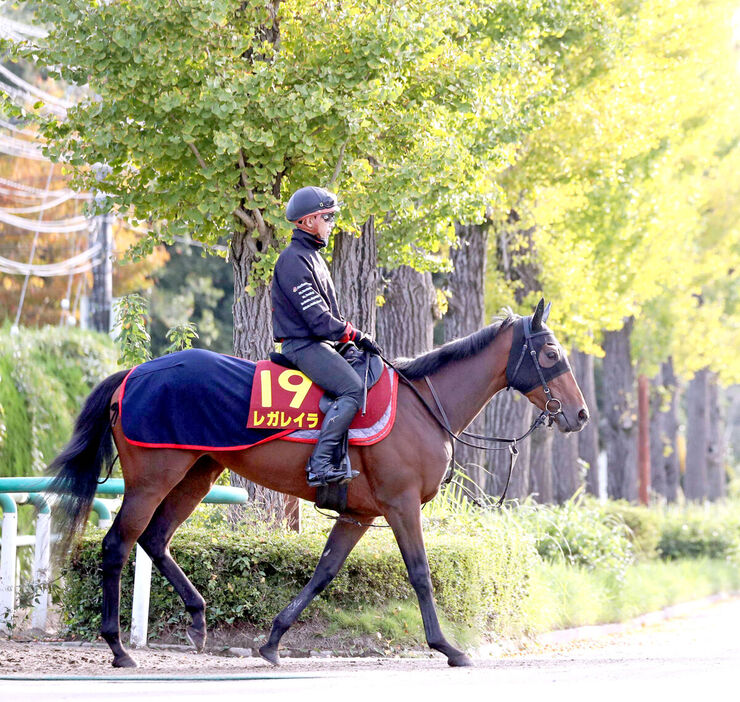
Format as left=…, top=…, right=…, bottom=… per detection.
left=112, top=653, right=137, bottom=668
left=186, top=626, right=207, bottom=653
left=258, top=645, right=280, bottom=666
left=448, top=653, right=474, bottom=667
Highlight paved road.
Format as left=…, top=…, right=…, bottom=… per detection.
left=5, top=597, right=739, bottom=701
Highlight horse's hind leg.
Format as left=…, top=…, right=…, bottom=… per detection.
left=259, top=517, right=369, bottom=666
left=136, top=456, right=224, bottom=652
left=386, top=496, right=473, bottom=667
left=100, top=453, right=195, bottom=668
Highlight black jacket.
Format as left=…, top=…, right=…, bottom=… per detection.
left=271, top=229, right=350, bottom=342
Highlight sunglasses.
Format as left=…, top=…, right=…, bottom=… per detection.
left=320, top=212, right=336, bottom=222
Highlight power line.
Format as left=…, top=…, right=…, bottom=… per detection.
left=0, top=64, right=71, bottom=111
left=0, top=192, right=78, bottom=214
left=14, top=162, right=55, bottom=326
left=0, top=76, right=67, bottom=118
left=0, top=175, right=90, bottom=200
left=0, top=117, right=41, bottom=139
left=0, top=243, right=101, bottom=276
left=0, top=208, right=90, bottom=233
left=0, top=131, right=47, bottom=160
left=0, top=15, right=48, bottom=41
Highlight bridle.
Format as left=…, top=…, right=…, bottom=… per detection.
left=505, top=314, right=566, bottom=420
left=383, top=314, right=569, bottom=505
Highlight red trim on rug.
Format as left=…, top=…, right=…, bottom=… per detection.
left=121, top=429, right=295, bottom=451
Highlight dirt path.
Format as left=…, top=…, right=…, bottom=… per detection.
left=2, top=595, right=738, bottom=678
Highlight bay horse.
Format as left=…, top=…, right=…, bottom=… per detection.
left=48, top=299, right=588, bottom=668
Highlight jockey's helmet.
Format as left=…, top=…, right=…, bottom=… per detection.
left=285, top=186, right=339, bottom=226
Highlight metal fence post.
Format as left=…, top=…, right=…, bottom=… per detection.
left=0, top=495, right=18, bottom=632
left=28, top=494, right=51, bottom=631
left=130, top=545, right=152, bottom=648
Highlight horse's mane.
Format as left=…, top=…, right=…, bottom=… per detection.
left=392, top=312, right=517, bottom=380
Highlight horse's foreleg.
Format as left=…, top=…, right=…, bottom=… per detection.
left=259, top=517, right=369, bottom=666
left=386, top=500, right=473, bottom=667
left=137, top=457, right=224, bottom=653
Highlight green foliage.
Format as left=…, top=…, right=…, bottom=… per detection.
left=113, top=293, right=151, bottom=367
left=657, top=508, right=740, bottom=563
left=60, top=516, right=537, bottom=642
left=149, top=243, right=232, bottom=356
left=599, top=500, right=662, bottom=559
left=519, top=499, right=636, bottom=576
left=0, top=325, right=119, bottom=477
left=524, top=558, right=740, bottom=633
left=57, top=498, right=740, bottom=645
left=164, top=322, right=199, bottom=354
left=16, top=0, right=621, bottom=289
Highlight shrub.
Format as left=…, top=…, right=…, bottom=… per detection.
left=0, top=325, right=118, bottom=476
left=657, top=509, right=740, bottom=563
left=601, top=500, right=662, bottom=559
left=59, top=518, right=538, bottom=642
left=518, top=499, right=635, bottom=576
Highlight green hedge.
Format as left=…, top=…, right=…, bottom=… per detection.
left=657, top=508, right=740, bottom=563
left=60, top=519, right=539, bottom=641
left=0, top=325, right=118, bottom=477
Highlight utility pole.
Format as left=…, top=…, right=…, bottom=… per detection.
left=88, top=163, right=114, bottom=334
left=88, top=212, right=113, bottom=333
left=638, top=373, right=651, bottom=505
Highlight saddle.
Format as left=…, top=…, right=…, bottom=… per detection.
left=268, top=346, right=384, bottom=513
left=269, top=344, right=385, bottom=411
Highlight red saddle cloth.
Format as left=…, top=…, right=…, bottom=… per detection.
left=248, top=360, right=398, bottom=446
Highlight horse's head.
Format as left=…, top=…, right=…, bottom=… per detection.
left=506, top=299, right=589, bottom=433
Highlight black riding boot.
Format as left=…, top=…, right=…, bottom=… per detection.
left=306, top=396, right=360, bottom=487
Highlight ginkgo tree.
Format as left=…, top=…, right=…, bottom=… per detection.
left=15, top=0, right=622, bottom=358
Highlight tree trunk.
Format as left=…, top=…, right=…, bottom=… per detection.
left=552, top=431, right=581, bottom=504
left=662, top=358, right=681, bottom=502
left=706, top=372, right=726, bottom=501
left=685, top=368, right=710, bottom=502
left=529, top=427, right=554, bottom=503
left=376, top=265, right=436, bottom=359
left=331, top=217, right=378, bottom=335
left=443, top=223, right=489, bottom=492
left=230, top=228, right=276, bottom=360
left=229, top=226, right=286, bottom=525
left=602, top=317, right=638, bottom=502
left=571, top=350, right=600, bottom=497
left=483, top=390, right=533, bottom=500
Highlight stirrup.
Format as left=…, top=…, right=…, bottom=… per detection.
left=306, top=466, right=358, bottom=487
left=306, top=454, right=359, bottom=487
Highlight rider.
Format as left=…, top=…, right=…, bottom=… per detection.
left=271, top=186, right=382, bottom=487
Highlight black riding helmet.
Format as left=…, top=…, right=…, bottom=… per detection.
left=285, top=186, right=339, bottom=224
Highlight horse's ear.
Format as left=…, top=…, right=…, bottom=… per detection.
left=543, top=301, right=552, bottom=323
left=532, top=298, right=545, bottom=331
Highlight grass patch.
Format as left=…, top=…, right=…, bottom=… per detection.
left=322, top=599, right=479, bottom=651
left=524, top=557, right=740, bottom=634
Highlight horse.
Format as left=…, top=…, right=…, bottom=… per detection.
left=48, top=299, right=588, bottom=668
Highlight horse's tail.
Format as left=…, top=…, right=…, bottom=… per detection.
left=47, top=369, right=130, bottom=556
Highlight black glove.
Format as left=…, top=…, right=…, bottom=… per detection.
left=355, top=331, right=383, bottom=357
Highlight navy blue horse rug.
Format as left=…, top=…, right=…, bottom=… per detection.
left=119, top=348, right=398, bottom=450
left=119, top=349, right=292, bottom=449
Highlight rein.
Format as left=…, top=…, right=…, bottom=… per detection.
left=379, top=316, right=565, bottom=507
